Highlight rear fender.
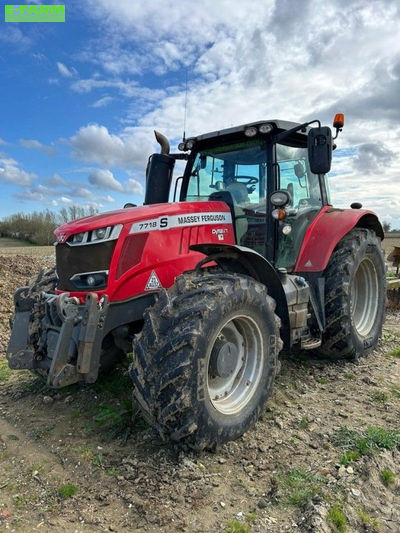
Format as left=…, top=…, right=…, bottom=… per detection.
left=190, top=243, right=290, bottom=348
left=294, top=207, right=384, bottom=273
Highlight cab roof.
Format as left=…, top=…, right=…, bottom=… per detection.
left=187, top=120, right=308, bottom=143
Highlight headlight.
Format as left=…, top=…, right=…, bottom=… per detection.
left=72, top=232, right=85, bottom=243
left=70, top=270, right=108, bottom=289
left=94, top=227, right=107, bottom=240
left=67, top=224, right=122, bottom=246
left=244, top=126, right=258, bottom=137
left=270, top=190, right=291, bottom=207
left=259, top=123, right=273, bottom=134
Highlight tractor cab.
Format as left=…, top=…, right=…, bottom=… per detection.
left=148, top=119, right=335, bottom=271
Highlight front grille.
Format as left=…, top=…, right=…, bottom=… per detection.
left=56, top=241, right=116, bottom=291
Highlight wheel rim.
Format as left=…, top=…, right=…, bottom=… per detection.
left=207, top=315, right=264, bottom=415
left=350, top=257, right=379, bottom=336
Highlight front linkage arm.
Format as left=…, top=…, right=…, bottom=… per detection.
left=7, top=291, right=109, bottom=388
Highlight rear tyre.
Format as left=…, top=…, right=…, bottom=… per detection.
left=317, top=228, right=386, bottom=360
left=130, top=271, right=282, bottom=450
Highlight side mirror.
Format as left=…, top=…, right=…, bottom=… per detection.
left=308, top=127, right=332, bottom=174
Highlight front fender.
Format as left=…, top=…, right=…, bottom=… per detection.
left=190, top=243, right=290, bottom=348
left=294, top=207, right=383, bottom=273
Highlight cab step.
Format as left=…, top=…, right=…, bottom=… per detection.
left=301, top=337, right=322, bottom=350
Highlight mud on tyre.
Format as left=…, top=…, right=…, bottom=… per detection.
left=130, top=270, right=282, bottom=450
left=317, top=228, right=386, bottom=360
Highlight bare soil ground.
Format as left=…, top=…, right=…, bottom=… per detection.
left=0, top=250, right=399, bottom=533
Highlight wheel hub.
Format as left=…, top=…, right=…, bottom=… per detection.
left=207, top=315, right=264, bottom=415
left=210, top=339, right=239, bottom=378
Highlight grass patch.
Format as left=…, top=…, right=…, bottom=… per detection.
left=27, top=464, right=44, bottom=475
left=390, top=386, right=400, bottom=399
left=92, top=452, right=104, bottom=468
left=388, top=347, right=400, bottom=358
left=32, top=423, right=55, bottom=440
left=357, top=509, right=380, bottom=531
left=327, top=504, right=347, bottom=533
left=106, top=466, right=118, bottom=477
left=298, top=415, right=311, bottom=430
left=315, top=377, right=330, bottom=384
left=225, top=521, right=251, bottom=533
left=343, top=373, right=356, bottom=380
left=70, top=408, right=83, bottom=419
left=88, top=399, right=139, bottom=441
left=0, top=359, right=11, bottom=382
left=380, top=469, right=395, bottom=487
left=75, top=445, right=94, bottom=462
left=58, top=484, right=78, bottom=499
left=92, top=368, right=132, bottom=396
left=279, top=468, right=327, bottom=507
left=370, top=391, right=390, bottom=405
left=333, top=426, right=400, bottom=457
left=339, top=451, right=360, bottom=466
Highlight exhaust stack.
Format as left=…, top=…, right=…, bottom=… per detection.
left=154, top=130, right=170, bottom=155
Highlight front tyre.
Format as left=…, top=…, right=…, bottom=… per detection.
left=318, top=228, right=386, bottom=360
left=130, top=271, right=282, bottom=450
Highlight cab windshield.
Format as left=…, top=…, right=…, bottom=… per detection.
left=185, top=140, right=266, bottom=209
left=182, top=136, right=323, bottom=268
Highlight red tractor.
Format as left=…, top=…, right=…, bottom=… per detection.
left=7, top=116, right=386, bottom=450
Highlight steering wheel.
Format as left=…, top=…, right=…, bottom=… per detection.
left=235, top=175, right=259, bottom=186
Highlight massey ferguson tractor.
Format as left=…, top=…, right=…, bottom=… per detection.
left=7, top=115, right=386, bottom=450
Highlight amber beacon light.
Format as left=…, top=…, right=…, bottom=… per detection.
left=332, top=113, right=344, bottom=139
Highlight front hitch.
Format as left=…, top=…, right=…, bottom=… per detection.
left=7, top=291, right=109, bottom=388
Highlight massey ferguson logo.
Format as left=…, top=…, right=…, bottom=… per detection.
left=130, top=212, right=232, bottom=235
left=56, top=232, right=68, bottom=244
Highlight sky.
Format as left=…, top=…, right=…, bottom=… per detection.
left=0, top=0, right=399, bottom=228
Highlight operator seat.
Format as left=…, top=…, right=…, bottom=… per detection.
left=226, top=181, right=249, bottom=204
left=209, top=190, right=248, bottom=244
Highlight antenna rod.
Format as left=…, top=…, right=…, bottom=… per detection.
left=183, top=70, right=188, bottom=142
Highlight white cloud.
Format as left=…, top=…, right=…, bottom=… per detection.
left=15, top=190, right=44, bottom=202
left=102, top=195, right=115, bottom=203
left=60, top=196, right=73, bottom=204
left=0, top=153, right=36, bottom=186
left=56, top=61, right=77, bottom=78
left=70, top=124, right=155, bottom=169
left=20, top=138, right=55, bottom=156
left=88, top=168, right=123, bottom=191
left=43, top=173, right=68, bottom=187
left=0, top=138, right=7, bottom=146
left=84, top=0, right=268, bottom=75
left=68, top=186, right=93, bottom=199
left=0, top=26, right=33, bottom=48
left=92, top=96, right=114, bottom=108
left=125, top=178, right=143, bottom=195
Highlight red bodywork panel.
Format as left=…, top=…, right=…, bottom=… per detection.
left=294, top=206, right=382, bottom=272
left=54, top=202, right=235, bottom=303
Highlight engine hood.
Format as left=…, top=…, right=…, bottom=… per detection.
left=54, top=201, right=231, bottom=243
